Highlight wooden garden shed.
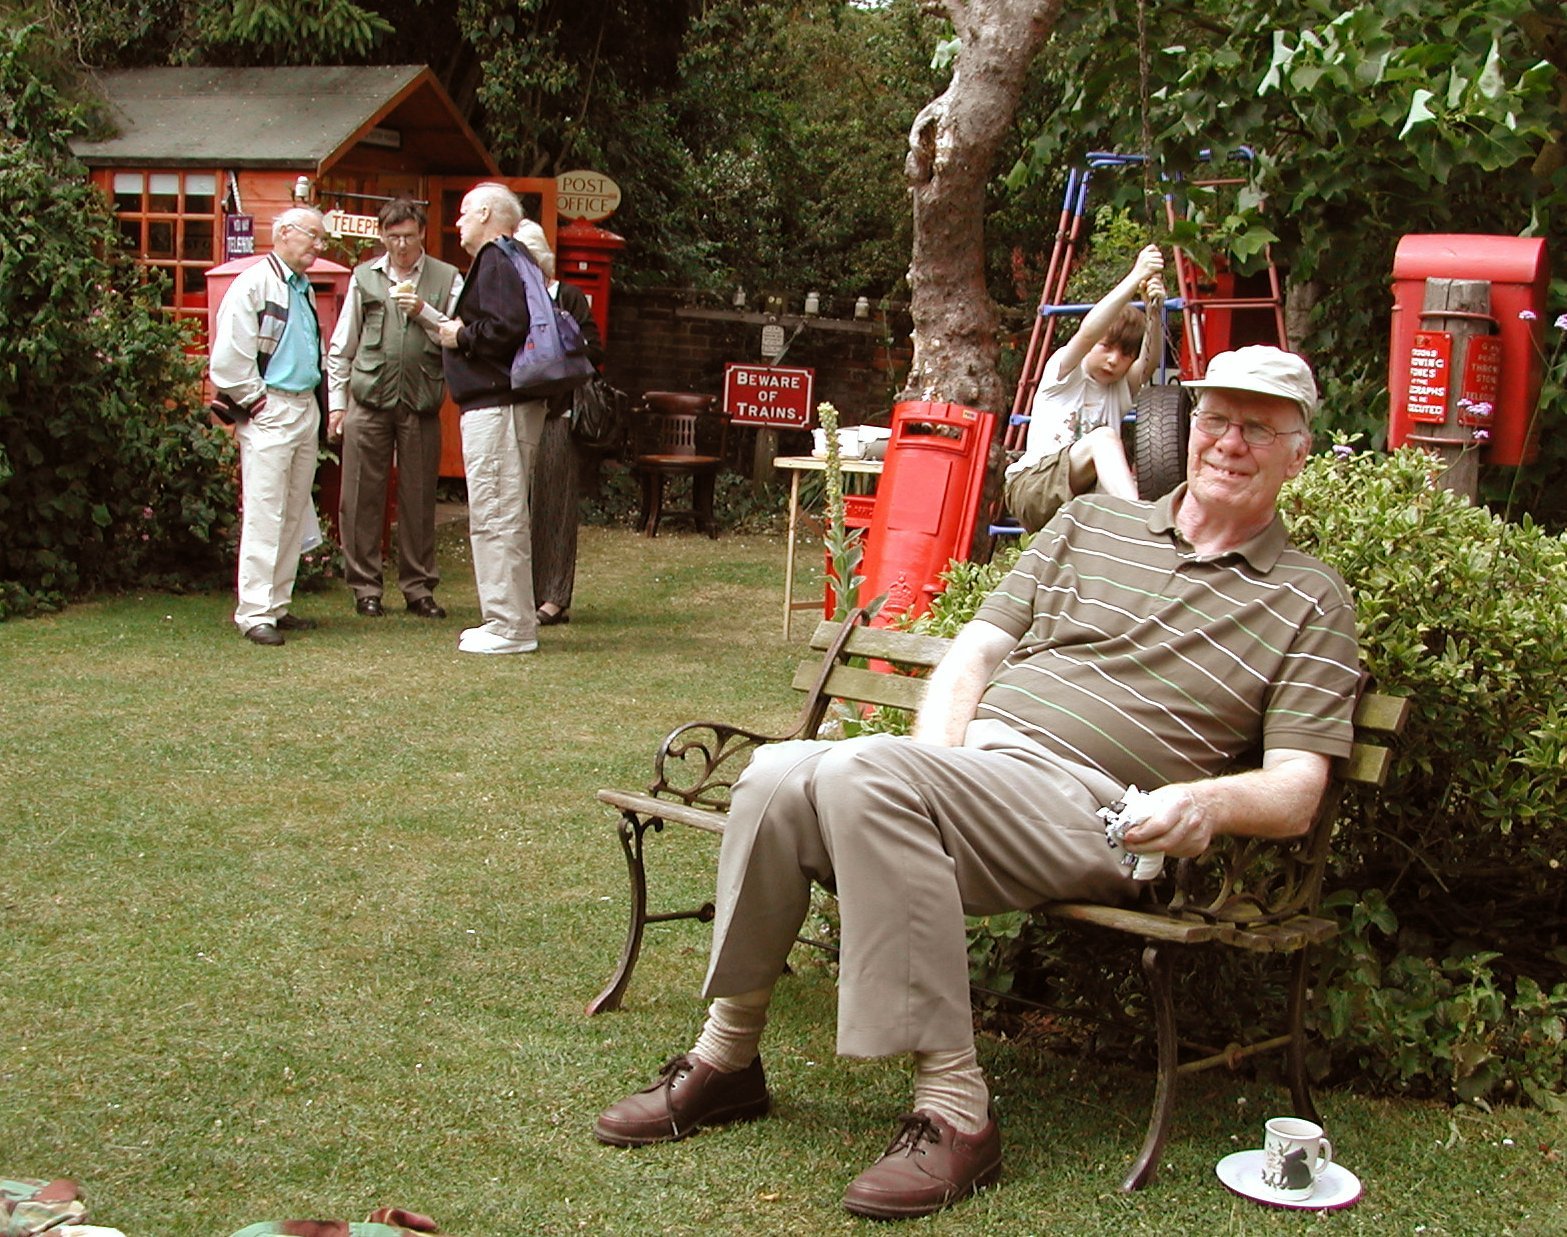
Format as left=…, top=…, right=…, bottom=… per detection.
left=70, top=64, right=516, bottom=351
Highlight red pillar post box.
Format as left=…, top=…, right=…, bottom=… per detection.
left=857, top=401, right=997, bottom=626
left=1388, top=235, right=1549, bottom=466
left=557, top=218, right=626, bottom=347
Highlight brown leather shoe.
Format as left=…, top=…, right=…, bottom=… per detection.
left=841, top=1109, right=1002, bottom=1219
left=593, top=1054, right=770, bottom=1147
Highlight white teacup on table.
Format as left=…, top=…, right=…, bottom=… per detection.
left=1260, top=1116, right=1334, bottom=1201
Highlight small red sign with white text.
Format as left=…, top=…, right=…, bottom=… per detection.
left=724, top=364, right=815, bottom=428
left=1457, top=335, right=1502, bottom=426
left=1404, top=330, right=1452, bottom=424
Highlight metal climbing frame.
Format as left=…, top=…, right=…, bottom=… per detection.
left=1004, top=149, right=1290, bottom=458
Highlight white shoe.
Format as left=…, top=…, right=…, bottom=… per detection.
left=458, top=626, right=538, bottom=655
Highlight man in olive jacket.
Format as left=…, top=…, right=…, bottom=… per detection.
left=326, top=198, right=462, bottom=620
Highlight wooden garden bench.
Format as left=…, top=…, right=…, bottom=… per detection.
left=589, top=609, right=1407, bottom=1191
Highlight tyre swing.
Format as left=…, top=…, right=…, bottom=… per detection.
left=1127, top=284, right=1191, bottom=501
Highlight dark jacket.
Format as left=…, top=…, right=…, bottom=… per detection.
left=443, top=238, right=530, bottom=412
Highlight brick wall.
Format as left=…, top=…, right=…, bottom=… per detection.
left=601, top=289, right=914, bottom=439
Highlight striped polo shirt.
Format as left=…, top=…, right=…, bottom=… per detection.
left=973, top=486, right=1360, bottom=790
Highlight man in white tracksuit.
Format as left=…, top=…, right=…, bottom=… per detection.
left=209, top=207, right=328, bottom=646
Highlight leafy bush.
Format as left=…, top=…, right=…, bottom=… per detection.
left=0, top=27, right=237, bottom=617
left=932, top=450, right=1567, bottom=1105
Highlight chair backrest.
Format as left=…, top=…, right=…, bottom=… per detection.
left=633, top=408, right=728, bottom=460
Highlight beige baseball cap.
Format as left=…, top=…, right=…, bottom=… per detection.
left=1183, top=346, right=1318, bottom=420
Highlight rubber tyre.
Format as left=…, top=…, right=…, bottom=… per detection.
left=1130, top=383, right=1191, bottom=501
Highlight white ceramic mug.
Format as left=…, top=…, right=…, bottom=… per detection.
left=1260, top=1116, right=1334, bottom=1201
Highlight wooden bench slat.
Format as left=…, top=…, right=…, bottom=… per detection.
left=1038, top=901, right=1230, bottom=943
left=789, top=661, right=932, bottom=713
left=1342, top=740, right=1393, bottom=788
left=806, top=618, right=953, bottom=669
left=1353, top=691, right=1410, bottom=735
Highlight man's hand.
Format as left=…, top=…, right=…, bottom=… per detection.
left=437, top=317, right=464, bottom=349
left=1119, top=750, right=1334, bottom=859
left=327, top=408, right=346, bottom=441
left=1120, top=783, right=1213, bottom=859
left=391, top=287, right=423, bottom=317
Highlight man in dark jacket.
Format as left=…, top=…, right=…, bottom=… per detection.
left=437, top=183, right=542, bottom=655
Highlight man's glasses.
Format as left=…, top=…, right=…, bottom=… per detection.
left=382, top=233, right=422, bottom=246
left=286, top=224, right=327, bottom=244
left=1190, top=410, right=1305, bottom=448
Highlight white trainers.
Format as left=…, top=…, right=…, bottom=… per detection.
left=458, top=626, right=538, bottom=655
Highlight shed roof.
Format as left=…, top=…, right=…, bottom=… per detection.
left=71, top=65, right=499, bottom=175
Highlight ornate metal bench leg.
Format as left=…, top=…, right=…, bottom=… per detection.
left=1121, top=942, right=1178, bottom=1192
left=586, top=811, right=653, bottom=1015
left=1285, top=947, right=1322, bottom=1123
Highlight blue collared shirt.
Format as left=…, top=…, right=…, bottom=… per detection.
left=265, top=269, right=322, bottom=392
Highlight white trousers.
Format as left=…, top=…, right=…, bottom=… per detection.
left=233, top=388, right=320, bottom=631
left=461, top=400, right=548, bottom=641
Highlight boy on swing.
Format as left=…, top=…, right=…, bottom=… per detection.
left=1004, top=243, right=1165, bottom=531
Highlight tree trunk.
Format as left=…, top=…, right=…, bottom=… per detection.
left=903, top=0, right=1063, bottom=412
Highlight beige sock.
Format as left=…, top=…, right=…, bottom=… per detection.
left=913, top=1047, right=991, bottom=1134
left=689, top=986, right=773, bottom=1074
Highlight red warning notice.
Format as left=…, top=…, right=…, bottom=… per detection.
left=1404, top=330, right=1452, bottom=424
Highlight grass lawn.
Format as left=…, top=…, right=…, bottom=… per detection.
left=2, top=521, right=1563, bottom=1235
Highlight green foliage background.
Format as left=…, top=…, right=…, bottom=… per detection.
left=0, top=27, right=238, bottom=615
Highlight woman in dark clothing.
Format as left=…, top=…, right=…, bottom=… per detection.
left=514, top=222, right=603, bottom=625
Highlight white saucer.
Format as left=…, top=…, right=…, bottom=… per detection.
left=1216, top=1149, right=1363, bottom=1209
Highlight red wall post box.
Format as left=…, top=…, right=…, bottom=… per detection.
left=857, top=401, right=996, bottom=626
left=557, top=218, right=626, bottom=347
left=1388, top=234, right=1549, bottom=466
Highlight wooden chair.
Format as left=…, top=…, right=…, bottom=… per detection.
left=629, top=392, right=728, bottom=537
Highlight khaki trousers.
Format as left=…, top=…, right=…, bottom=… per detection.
left=233, top=388, right=320, bottom=631
left=338, top=399, right=443, bottom=603
left=702, top=724, right=1132, bottom=1058
left=460, top=400, right=548, bottom=641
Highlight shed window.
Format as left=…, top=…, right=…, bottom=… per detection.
left=105, top=168, right=221, bottom=346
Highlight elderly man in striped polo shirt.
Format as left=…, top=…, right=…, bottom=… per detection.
left=595, top=346, right=1361, bottom=1221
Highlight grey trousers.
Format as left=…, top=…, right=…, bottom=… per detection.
left=701, top=724, right=1132, bottom=1058
left=338, top=399, right=443, bottom=603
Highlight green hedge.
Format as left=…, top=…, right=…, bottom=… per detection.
left=0, top=27, right=237, bottom=618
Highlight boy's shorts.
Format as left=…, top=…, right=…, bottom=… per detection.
left=1003, top=444, right=1076, bottom=533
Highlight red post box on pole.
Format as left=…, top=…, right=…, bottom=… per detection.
left=1388, top=234, right=1549, bottom=468
left=857, top=400, right=996, bottom=626
left=556, top=218, right=625, bottom=347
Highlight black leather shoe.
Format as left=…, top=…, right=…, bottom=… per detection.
left=537, top=606, right=570, bottom=626
left=406, top=596, right=446, bottom=619
left=593, top=1054, right=770, bottom=1147
left=355, top=596, right=385, bottom=617
left=275, top=613, right=316, bottom=631
left=244, top=624, right=284, bottom=646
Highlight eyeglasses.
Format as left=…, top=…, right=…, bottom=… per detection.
left=1191, top=410, right=1305, bottom=448
left=382, top=233, right=422, bottom=246
left=286, top=224, right=327, bottom=244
